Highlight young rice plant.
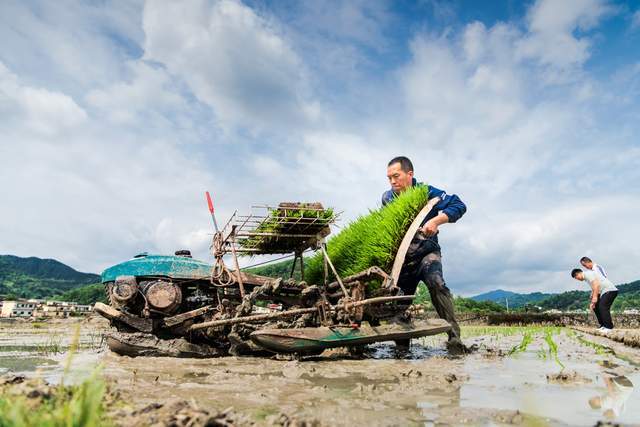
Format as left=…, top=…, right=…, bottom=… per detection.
left=305, top=185, right=429, bottom=287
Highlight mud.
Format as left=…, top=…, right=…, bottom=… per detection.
left=546, top=370, right=593, bottom=385
left=572, top=326, right=640, bottom=349
left=3, top=321, right=640, bottom=426
left=105, top=331, right=226, bottom=358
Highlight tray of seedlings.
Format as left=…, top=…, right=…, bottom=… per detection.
left=231, top=202, right=337, bottom=254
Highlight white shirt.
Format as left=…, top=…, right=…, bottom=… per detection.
left=591, top=263, right=607, bottom=278
left=583, top=270, right=618, bottom=295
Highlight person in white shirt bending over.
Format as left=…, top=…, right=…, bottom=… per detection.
left=580, top=256, right=607, bottom=279
left=571, top=268, right=618, bottom=332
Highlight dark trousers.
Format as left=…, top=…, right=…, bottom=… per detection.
left=594, top=291, right=618, bottom=329
left=397, top=251, right=461, bottom=341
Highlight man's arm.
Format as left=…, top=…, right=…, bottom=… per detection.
left=421, top=185, right=467, bottom=236
left=590, top=279, right=600, bottom=310
left=421, top=212, right=449, bottom=236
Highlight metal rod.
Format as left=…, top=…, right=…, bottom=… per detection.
left=189, top=307, right=317, bottom=330
left=289, top=253, right=298, bottom=279
left=327, top=266, right=390, bottom=290
left=341, top=295, right=413, bottom=309
left=205, top=191, right=219, bottom=233
left=235, top=232, right=319, bottom=238
left=188, top=295, right=415, bottom=331
left=323, top=247, right=328, bottom=286
left=320, top=244, right=349, bottom=296
left=229, top=226, right=246, bottom=298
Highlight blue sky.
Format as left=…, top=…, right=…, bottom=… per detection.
left=1, top=0, right=639, bottom=296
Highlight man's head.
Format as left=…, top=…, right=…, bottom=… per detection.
left=386, top=156, right=414, bottom=193
left=580, top=256, right=593, bottom=269
left=571, top=268, right=584, bottom=281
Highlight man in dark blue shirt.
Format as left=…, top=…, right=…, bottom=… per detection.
left=383, top=156, right=468, bottom=353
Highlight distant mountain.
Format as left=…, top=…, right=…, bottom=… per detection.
left=470, top=289, right=552, bottom=308
left=0, top=255, right=100, bottom=300
left=472, top=280, right=640, bottom=311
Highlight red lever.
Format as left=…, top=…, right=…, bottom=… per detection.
left=206, top=191, right=214, bottom=213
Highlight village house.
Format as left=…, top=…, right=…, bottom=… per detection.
left=0, top=300, right=38, bottom=318
left=0, top=299, right=93, bottom=318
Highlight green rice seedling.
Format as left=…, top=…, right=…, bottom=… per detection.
left=241, top=203, right=335, bottom=252
left=35, top=335, right=63, bottom=356
left=305, top=185, right=429, bottom=287
left=543, top=329, right=565, bottom=370
left=62, top=325, right=81, bottom=386
left=572, top=333, right=614, bottom=355
left=508, top=331, right=533, bottom=355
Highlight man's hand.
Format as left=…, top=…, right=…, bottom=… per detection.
left=420, top=213, right=450, bottom=237
left=590, top=300, right=596, bottom=311
left=420, top=220, right=439, bottom=237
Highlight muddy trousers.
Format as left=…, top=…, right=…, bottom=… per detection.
left=397, top=251, right=461, bottom=341
left=594, top=291, right=618, bottom=329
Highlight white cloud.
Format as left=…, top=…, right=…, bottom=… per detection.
left=0, top=62, right=87, bottom=135
left=0, top=58, right=221, bottom=272
left=142, top=0, right=316, bottom=132
left=516, top=0, right=613, bottom=76
left=86, top=61, right=184, bottom=125
left=0, top=1, right=144, bottom=93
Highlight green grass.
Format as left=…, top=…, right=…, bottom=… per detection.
left=305, top=185, right=429, bottom=286
left=0, top=325, right=111, bottom=427
left=34, top=335, right=64, bottom=356
left=0, top=370, right=108, bottom=427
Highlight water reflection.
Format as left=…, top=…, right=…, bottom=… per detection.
left=588, top=375, right=634, bottom=419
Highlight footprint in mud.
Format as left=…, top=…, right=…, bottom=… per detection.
left=597, top=360, right=620, bottom=369
left=545, top=370, right=592, bottom=385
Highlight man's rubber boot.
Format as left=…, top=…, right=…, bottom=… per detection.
left=446, top=338, right=475, bottom=356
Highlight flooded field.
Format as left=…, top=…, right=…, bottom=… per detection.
left=1, top=318, right=639, bottom=426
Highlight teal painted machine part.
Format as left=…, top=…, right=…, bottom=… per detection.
left=101, top=254, right=213, bottom=283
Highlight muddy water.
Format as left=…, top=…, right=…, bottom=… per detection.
left=101, top=328, right=640, bottom=426
left=0, top=317, right=108, bottom=384
left=2, top=321, right=640, bottom=426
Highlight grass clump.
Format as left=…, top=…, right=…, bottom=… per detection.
left=0, top=369, right=108, bottom=427
left=305, top=185, right=429, bottom=286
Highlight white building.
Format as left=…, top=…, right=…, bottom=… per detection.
left=32, top=301, right=94, bottom=318
left=1, top=300, right=94, bottom=318
left=0, top=300, right=37, bottom=317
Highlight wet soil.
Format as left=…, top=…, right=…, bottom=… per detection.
left=572, top=326, right=640, bottom=349
left=2, top=320, right=640, bottom=426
